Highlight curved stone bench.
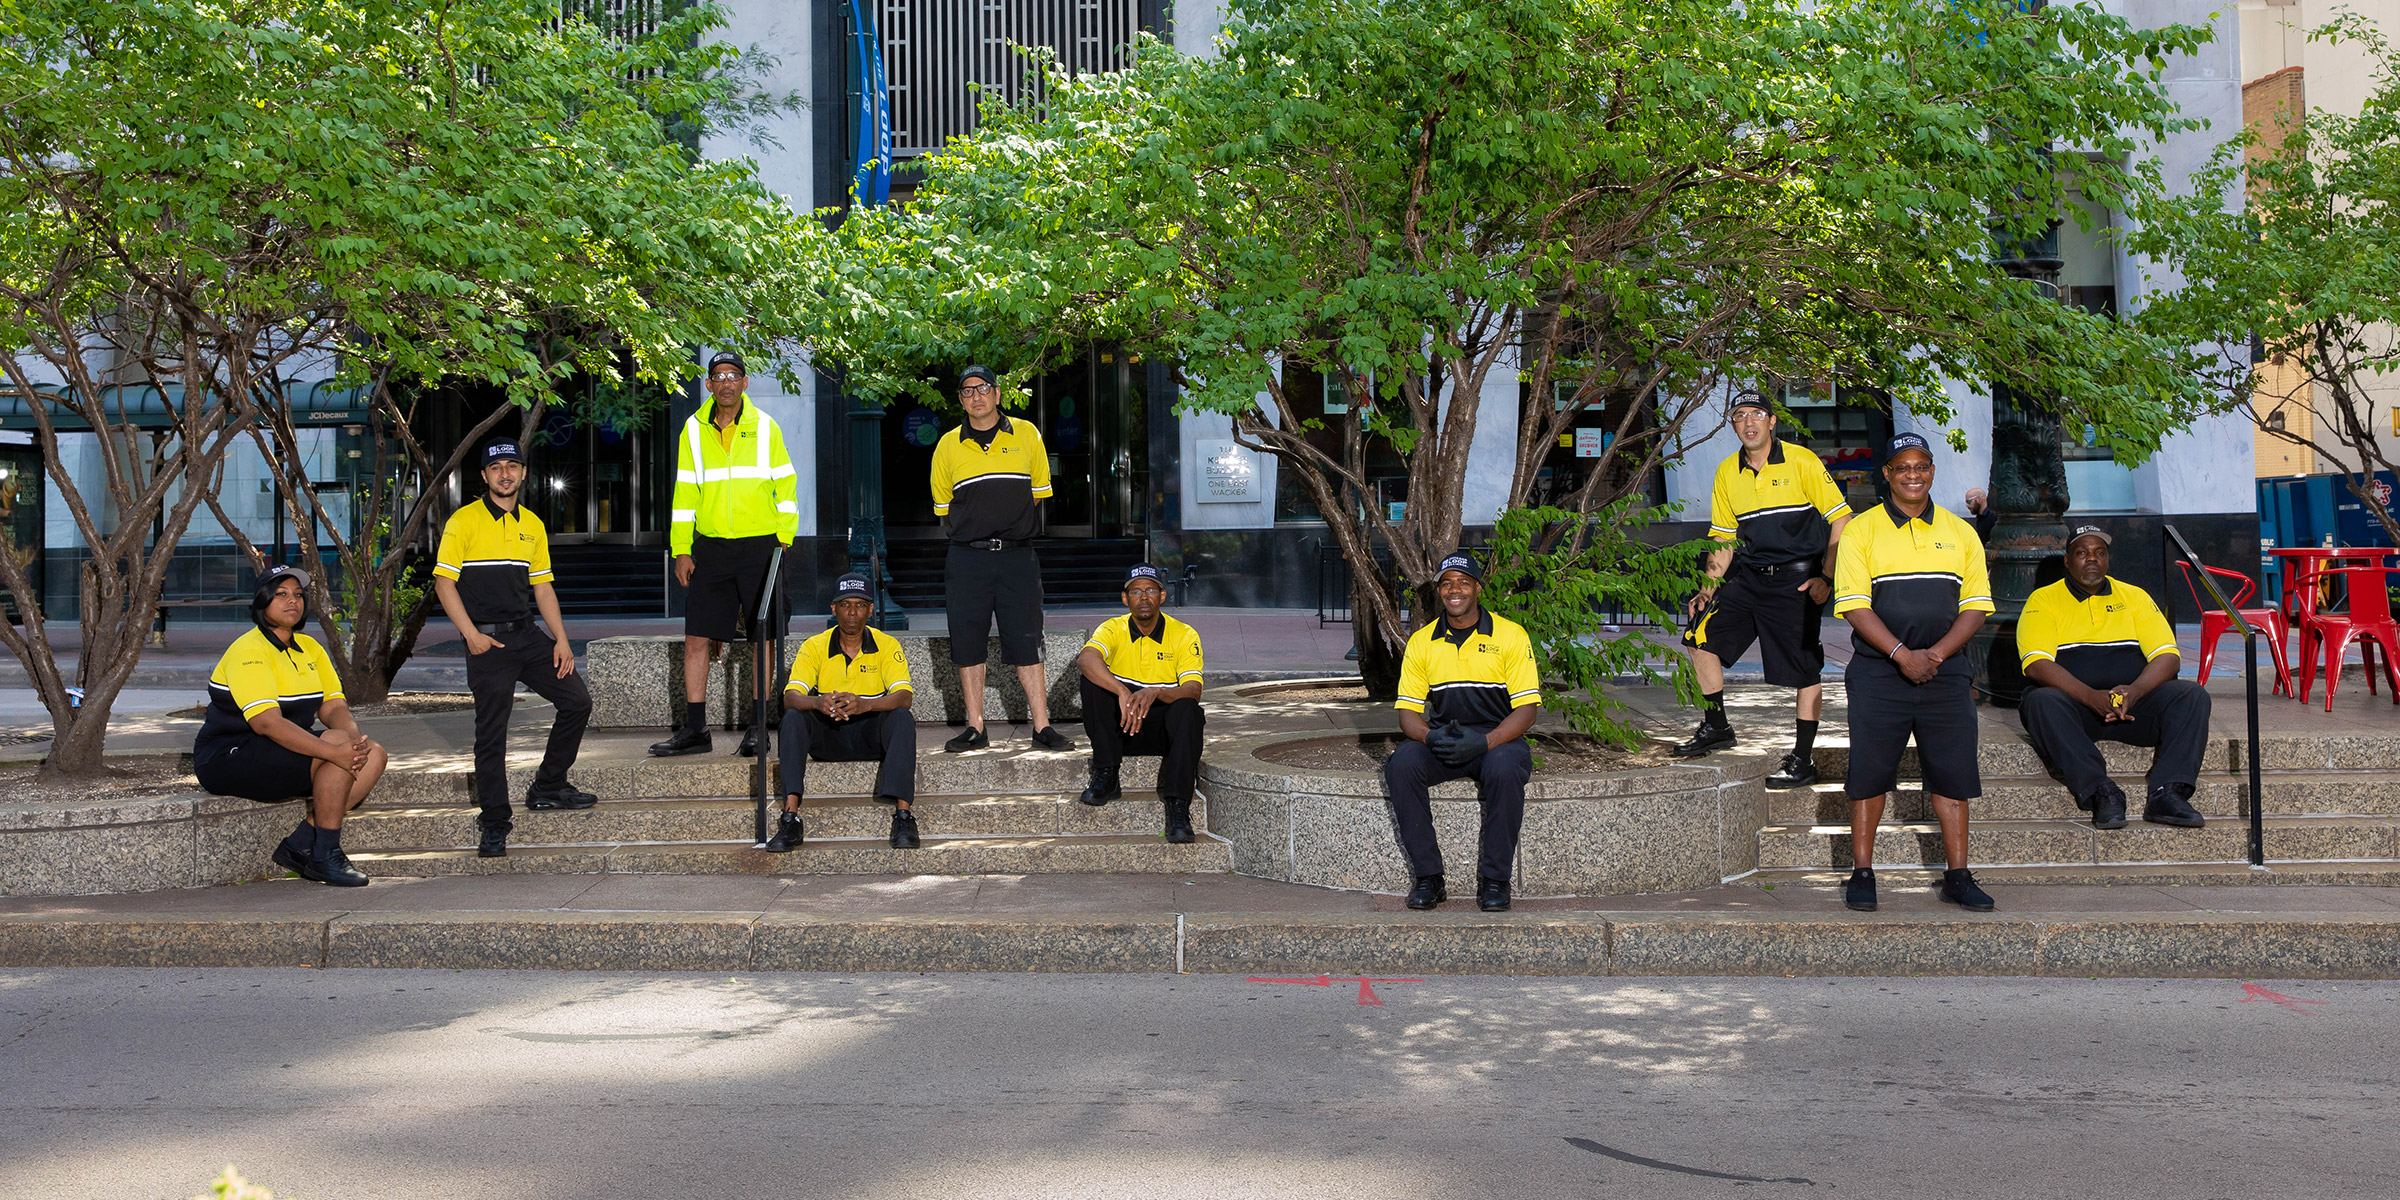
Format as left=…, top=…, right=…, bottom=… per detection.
left=0, top=790, right=290, bottom=897
left=1198, top=727, right=1773, bottom=897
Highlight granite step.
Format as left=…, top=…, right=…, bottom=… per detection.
left=1766, top=772, right=2400, bottom=824
left=1748, top=860, right=2400, bottom=889
left=346, top=832, right=1233, bottom=877
left=1756, top=814, right=2400, bottom=870
left=1735, top=732, right=2400, bottom=782
left=340, top=792, right=1205, bottom=848
left=364, top=751, right=1155, bottom=807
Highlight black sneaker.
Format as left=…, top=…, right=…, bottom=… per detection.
left=525, top=782, right=599, bottom=811
left=889, top=808, right=921, bottom=850
left=1079, top=764, right=1122, bottom=807
left=1765, top=752, right=1820, bottom=790
left=1476, top=878, right=1512, bottom=912
left=763, top=811, right=805, bottom=853
left=1671, top=719, right=1735, bottom=757
left=943, top=726, right=989, bottom=753
left=1030, top=725, right=1075, bottom=751
left=2089, top=782, right=2129, bottom=830
left=1405, top=874, right=1447, bottom=910
left=648, top=726, right=713, bottom=757
left=2144, top=783, right=2206, bottom=829
left=1843, top=867, right=1877, bottom=912
left=1939, top=867, right=1995, bottom=912
left=478, top=827, right=509, bottom=858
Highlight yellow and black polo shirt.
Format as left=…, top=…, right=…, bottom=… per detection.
left=2017, top=575, right=2178, bottom=690
left=197, top=626, right=343, bottom=757
left=1833, top=500, right=1994, bottom=677
left=929, top=414, right=1053, bottom=544
left=785, top=627, right=913, bottom=700
left=1394, top=609, right=1541, bottom=728
left=433, top=497, right=553, bottom=625
left=1707, top=440, right=1852, bottom=569
left=1084, top=614, right=1205, bottom=690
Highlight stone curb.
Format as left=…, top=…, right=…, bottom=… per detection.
left=6, top=909, right=2399, bottom=978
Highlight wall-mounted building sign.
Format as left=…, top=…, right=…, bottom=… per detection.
left=1196, top=438, right=1259, bottom=503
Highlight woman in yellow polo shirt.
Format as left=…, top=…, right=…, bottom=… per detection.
left=194, top=566, right=388, bottom=887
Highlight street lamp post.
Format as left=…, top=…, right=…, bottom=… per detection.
left=1971, top=220, right=2072, bottom=705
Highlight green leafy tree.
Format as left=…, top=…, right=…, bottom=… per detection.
left=2132, top=15, right=2400, bottom=546
left=0, top=0, right=808, bottom=773
left=790, top=0, right=2218, bottom=696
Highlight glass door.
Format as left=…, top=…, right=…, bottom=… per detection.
left=1037, top=357, right=1095, bottom=537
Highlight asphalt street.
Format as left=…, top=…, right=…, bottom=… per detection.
left=2, top=970, right=2394, bottom=1199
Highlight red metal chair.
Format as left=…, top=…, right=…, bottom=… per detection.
left=2296, top=565, right=2400, bottom=710
left=2176, top=560, right=2292, bottom=696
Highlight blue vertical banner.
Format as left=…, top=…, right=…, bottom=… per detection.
left=849, top=0, right=891, bottom=206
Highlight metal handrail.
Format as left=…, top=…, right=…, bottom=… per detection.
left=2163, top=524, right=2265, bottom=868
left=750, top=544, right=786, bottom=846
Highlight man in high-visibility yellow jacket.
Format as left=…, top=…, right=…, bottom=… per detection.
left=650, top=351, right=799, bottom=758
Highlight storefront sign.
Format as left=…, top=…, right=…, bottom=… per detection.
left=1195, top=438, right=1258, bottom=503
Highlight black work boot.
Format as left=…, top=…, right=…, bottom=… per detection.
left=2089, top=782, right=2129, bottom=830
left=272, top=820, right=315, bottom=877
left=1162, top=796, right=1195, bottom=844
left=1405, top=874, right=1447, bottom=910
left=307, top=829, right=370, bottom=888
left=1672, top=717, right=1735, bottom=757
left=2145, top=783, right=2205, bottom=828
left=764, top=810, right=805, bottom=853
left=737, top=723, right=765, bottom=758
left=1476, top=878, right=1512, bottom=912
left=889, top=808, right=921, bottom=850
left=1843, top=867, right=1877, bottom=912
left=478, top=825, right=509, bottom=858
left=1080, top=763, right=1123, bottom=807
left=649, top=725, right=713, bottom=757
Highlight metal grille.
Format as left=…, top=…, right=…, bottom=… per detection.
left=879, top=0, right=1143, bottom=157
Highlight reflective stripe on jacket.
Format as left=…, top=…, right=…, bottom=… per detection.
left=670, top=394, right=798, bottom=555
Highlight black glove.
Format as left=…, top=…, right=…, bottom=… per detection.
left=1426, top=720, right=1487, bottom=768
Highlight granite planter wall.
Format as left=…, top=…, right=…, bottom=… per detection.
left=585, top=630, right=1089, bottom=730
left=0, top=790, right=292, bottom=897
left=1199, top=729, right=1772, bottom=898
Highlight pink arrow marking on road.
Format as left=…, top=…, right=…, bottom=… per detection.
left=2238, top=982, right=2327, bottom=1013
left=1246, top=976, right=1424, bottom=1006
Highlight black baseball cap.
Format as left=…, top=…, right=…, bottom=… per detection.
left=2067, top=524, right=2112, bottom=549
left=1729, top=392, right=1772, bottom=414
left=1436, top=553, right=1484, bottom=583
left=832, top=572, right=873, bottom=603
left=1886, top=431, right=1933, bottom=458
left=1125, top=564, right=1166, bottom=588
left=959, top=364, right=998, bottom=388
left=706, top=351, right=747, bottom=377
left=482, top=439, right=524, bottom=467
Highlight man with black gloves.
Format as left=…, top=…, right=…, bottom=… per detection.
left=432, top=438, right=597, bottom=858
left=1676, top=391, right=1851, bottom=789
left=1385, top=553, right=1543, bottom=913
left=928, top=365, right=1072, bottom=754
left=767, top=573, right=921, bottom=852
left=1075, top=564, right=1206, bottom=843
left=2016, top=525, right=2210, bottom=830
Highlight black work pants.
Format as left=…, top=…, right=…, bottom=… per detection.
left=2019, top=679, right=2212, bottom=801
left=466, top=631, right=592, bottom=832
left=778, top=706, right=917, bottom=804
left=1078, top=678, right=1205, bottom=799
left=1384, top=735, right=1533, bottom=884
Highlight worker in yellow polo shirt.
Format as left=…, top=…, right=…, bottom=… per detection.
left=1832, top=433, right=1994, bottom=914
left=1074, top=565, right=1206, bottom=843
left=768, top=573, right=921, bottom=852
left=1387, top=553, right=1541, bottom=913
left=652, top=350, right=798, bottom=760
left=2016, top=525, right=2209, bottom=830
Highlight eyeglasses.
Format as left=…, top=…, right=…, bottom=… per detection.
left=1887, top=461, right=1935, bottom=476
left=959, top=383, right=995, bottom=396
left=708, top=373, right=742, bottom=382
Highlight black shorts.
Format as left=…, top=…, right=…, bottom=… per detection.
left=1843, top=662, right=1982, bottom=801
left=685, top=533, right=784, bottom=643
left=1683, top=563, right=1826, bottom=687
left=194, top=734, right=317, bottom=803
left=946, top=544, right=1044, bottom=667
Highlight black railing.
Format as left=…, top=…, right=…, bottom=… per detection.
left=2164, top=524, right=2265, bottom=867
left=750, top=545, right=786, bottom=847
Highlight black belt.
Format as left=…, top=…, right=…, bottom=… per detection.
left=475, top=617, right=536, bottom=636
left=1742, top=560, right=1817, bottom=576
left=955, top=538, right=1027, bottom=551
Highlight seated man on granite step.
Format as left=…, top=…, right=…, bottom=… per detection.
left=766, top=573, right=920, bottom=852
left=1074, top=564, right=1206, bottom=844
left=2015, top=525, right=2209, bottom=832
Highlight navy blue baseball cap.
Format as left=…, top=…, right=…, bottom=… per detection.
left=482, top=439, right=524, bottom=467
left=1729, top=391, right=1772, bottom=415
left=1886, top=431, right=1933, bottom=458
left=959, top=364, right=998, bottom=388
left=1436, top=553, right=1484, bottom=582
left=1124, top=564, right=1166, bottom=587
left=832, top=572, right=873, bottom=603
left=706, top=351, right=747, bottom=377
